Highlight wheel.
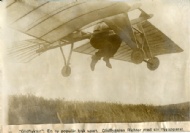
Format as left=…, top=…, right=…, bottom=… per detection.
left=131, top=48, right=144, bottom=64
left=147, top=57, right=160, bottom=71
left=61, top=65, right=71, bottom=77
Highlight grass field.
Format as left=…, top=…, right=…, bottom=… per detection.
left=8, top=94, right=190, bottom=125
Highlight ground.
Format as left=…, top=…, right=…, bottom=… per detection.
left=8, top=94, right=190, bottom=125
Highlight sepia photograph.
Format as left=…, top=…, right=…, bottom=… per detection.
left=1, top=0, right=190, bottom=125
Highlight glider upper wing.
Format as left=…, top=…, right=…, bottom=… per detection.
left=7, top=0, right=130, bottom=43
left=7, top=0, right=131, bottom=62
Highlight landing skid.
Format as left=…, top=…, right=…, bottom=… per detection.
left=144, top=57, right=160, bottom=71
left=131, top=23, right=160, bottom=71
left=62, top=65, right=71, bottom=77
left=131, top=48, right=144, bottom=64
left=131, top=48, right=160, bottom=71
left=59, top=42, right=74, bottom=77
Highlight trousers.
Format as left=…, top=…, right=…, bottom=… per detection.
left=90, top=34, right=121, bottom=59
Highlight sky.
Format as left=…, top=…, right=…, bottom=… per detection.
left=0, top=1, right=4, bottom=70
left=0, top=0, right=6, bottom=125
left=1, top=0, right=190, bottom=105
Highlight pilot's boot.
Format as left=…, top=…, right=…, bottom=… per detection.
left=103, top=57, right=112, bottom=69
left=90, top=55, right=100, bottom=71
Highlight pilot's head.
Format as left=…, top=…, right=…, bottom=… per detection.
left=93, top=23, right=109, bottom=32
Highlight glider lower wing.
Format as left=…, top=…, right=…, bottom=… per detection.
left=141, top=21, right=183, bottom=57
left=73, top=21, right=183, bottom=62
left=74, top=42, right=133, bottom=62
left=8, top=39, right=50, bottom=63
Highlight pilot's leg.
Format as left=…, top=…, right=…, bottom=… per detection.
left=90, top=53, right=101, bottom=71
left=102, top=42, right=112, bottom=69
left=102, top=35, right=121, bottom=69
left=108, top=35, right=122, bottom=57
left=91, top=48, right=108, bottom=71
left=90, top=36, right=104, bottom=71
left=103, top=56, right=112, bottom=68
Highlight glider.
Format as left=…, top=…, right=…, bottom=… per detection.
left=7, top=0, right=183, bottom=77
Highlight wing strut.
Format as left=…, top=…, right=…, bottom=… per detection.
left=59, top=42, right=74, bottom=77
left=67, top=43, right=74, bottom=65
left=59, top=46, right=67, bottom=66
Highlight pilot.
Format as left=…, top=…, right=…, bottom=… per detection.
left=90, top=23, right=122, bottom=71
